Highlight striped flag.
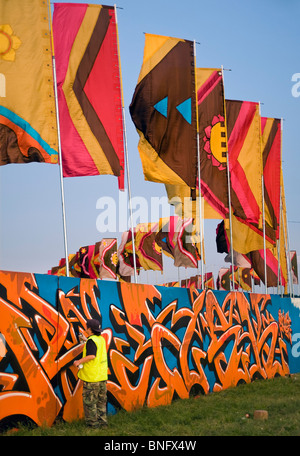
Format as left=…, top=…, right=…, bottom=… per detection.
left=53, top=4, right=125, bottom=189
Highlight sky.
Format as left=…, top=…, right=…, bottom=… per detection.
left=0, top=0, right=299, bottom=291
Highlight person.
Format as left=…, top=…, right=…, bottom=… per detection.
left=74, top=318, right=108, bottom=428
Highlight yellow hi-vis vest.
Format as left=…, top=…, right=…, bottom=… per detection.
left=78, top=334, right=108, bottom=383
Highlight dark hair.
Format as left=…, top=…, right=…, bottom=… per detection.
left=86, top=319, right=102, bottom=335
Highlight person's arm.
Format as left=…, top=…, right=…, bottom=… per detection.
left=74, top=339, right=97, bottom=367
left=74, top=354, right=95, bottom=367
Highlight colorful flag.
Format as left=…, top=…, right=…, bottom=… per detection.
left=0, top=0, right=58, bottom=165
left=234, top=268, right=252, bottom=291
left=53, top=4, right=125, bottom=189
left=290, top=251, right=298, bottom=285
left=197, top=68, right=229, bottom=217
left=261, top=117, right=281, bottom=241
left=224, top=250, right=252, bottom=268
left=78, top=245, right=99, bottom=279
left=226, top=100, right=262, bottom=226
left=117, top=231, right=140, bottom=277
left=248, top=248, right=285, bottom=288
left=155, top=216, right=178, bottom=259
left=164, top=68, right=228, bottom=220
left=135, top=223, right=163, bottom=271
left=129, top=34, right=197, bottom=188
left=216, top=268, right=231, bottom=291
left=98, top=238, right=118, bottom=279
left=173, top=218, right=198, bottom=268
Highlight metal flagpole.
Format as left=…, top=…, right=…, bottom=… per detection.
left=280, top=119, right=294, bottom=297
left=48, top=0, right=69, bottom=277
left=114, top=5, right=137, bottom=283
left=221, top=66, right=234, bottom=291
left=277, top=118, right=283, bottom=294
left=193, top=41, right=205, bottom=285
left=259, top=102, right=267, bottom=293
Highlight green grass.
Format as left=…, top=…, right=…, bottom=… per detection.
left=2, top=374, right=300, bottom=436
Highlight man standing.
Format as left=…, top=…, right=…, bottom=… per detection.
left=74, top=319, right=108, bottom=428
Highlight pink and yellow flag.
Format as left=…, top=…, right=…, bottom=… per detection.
left=53, top=4, right=125, bottom=189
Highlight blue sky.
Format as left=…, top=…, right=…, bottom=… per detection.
left=0, top=0, right=299, bottom=290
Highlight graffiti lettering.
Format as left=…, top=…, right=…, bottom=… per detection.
left=0, top=271, right=295, bottom=428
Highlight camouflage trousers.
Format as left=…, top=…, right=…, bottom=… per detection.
left=82, top=380, right=107, bottom=428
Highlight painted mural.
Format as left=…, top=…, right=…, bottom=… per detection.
left=0, top=270, right=299, bottom=429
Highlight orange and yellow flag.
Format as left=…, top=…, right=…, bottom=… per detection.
left=0, top=0, right=58, bottom=165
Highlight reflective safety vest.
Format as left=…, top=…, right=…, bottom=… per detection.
left=78, top=334, right=108, bottom=383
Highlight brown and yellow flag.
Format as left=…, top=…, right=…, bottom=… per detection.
left=0, top=0, right=58, bottom=165
left=130, top=34, right=197, bottom=188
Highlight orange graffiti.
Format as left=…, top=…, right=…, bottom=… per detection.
left=0, top=271, right=293, bottom=428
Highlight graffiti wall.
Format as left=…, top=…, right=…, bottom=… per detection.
left=0, top=270, right=299, bottom=428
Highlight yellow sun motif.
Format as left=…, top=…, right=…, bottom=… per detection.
left=0, top=25, right=21, bottom=62
left=111, top=252, right=118, bottom=267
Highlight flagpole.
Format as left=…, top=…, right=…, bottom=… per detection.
left=277, top=118, right=283, bottom=294
left=280, top=119, right=293, bottom=297
left=114, top=5, right=137, bottom=283
left=258, top=102, right=267, bottom=293
left=221, top=66, right=234, bottom=292
left=47, top=0, right=69, bottom=277
left=193, top=41, right=205, bottom=285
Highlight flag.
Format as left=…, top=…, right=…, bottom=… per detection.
left=224, top=250, right=252, bottom=268
left=216, top=268, right=232, bottom=291
left=129, top=34, right=197, bottom=188
left=118, top=231, right=140, bottom=277
left=53, top=4, right=125, bottom=189
left=226, top=100, right=262, bottom=226
left=165, top=184, right=223, bottom=220
left=173, top=218, right=198, bottom=268
left=164, top=68, right=228, bottom=220
left=216, top=220, right=229, bottom=254
left=135, top=223, right=163, bottom=271
left=197, top=68, right=229, bottom=217
left=155, top=216, right=178, bottom=259
left=98, top=238, right=118, bottom=279
left=78, top=245, right=99, bottom=279
left=0, top=0, right=58, bottom=165
left=290, top=251, right=298, bottom=285
left=234, top=268, right=252, bottom=291
left=261, top=117, right=281, bottom=241
left=249, top=248, right=285, bottom=288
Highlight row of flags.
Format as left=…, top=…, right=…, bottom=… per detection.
left=49, top=216, right=200, bottom=279
left=129, top=34, right=294, bottom=292
left=0, top=1, right=297, bottom=292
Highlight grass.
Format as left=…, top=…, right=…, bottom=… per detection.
left=2, top=374, right=300, bottom=437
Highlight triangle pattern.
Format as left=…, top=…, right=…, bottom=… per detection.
left=154, top=96, right=168, bottom=118
left=176, top=98, right=192, bottom=124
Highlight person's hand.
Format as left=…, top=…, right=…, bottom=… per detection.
left=73, top=360, right=80, bottom=368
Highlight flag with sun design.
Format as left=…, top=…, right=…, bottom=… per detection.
left=0, top=0, right=58, bottom=166
left=135, top=222, right=163, bottom=271
left=129, top=34, right=197, bottom=189
left=98, top=238, right=118, bottom=280
left=197, top=68, right=229, bottom=218
left=164, top=68, right=229, bottom=221
left=53, top=3, right=125, bottom=189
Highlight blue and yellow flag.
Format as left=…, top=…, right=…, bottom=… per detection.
left=0, top=0, right=58, bottom=165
